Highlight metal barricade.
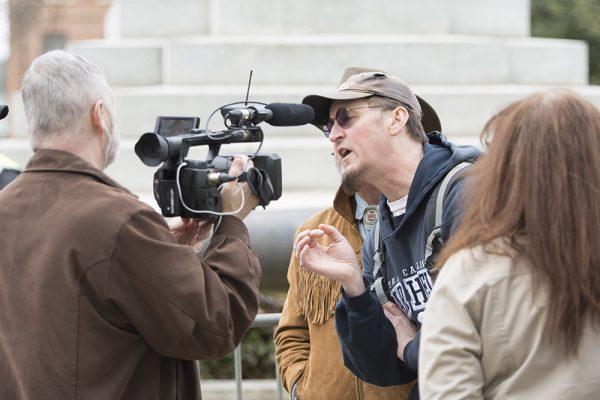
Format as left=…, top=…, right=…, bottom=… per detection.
left=234, top=313, right=284, bottom=400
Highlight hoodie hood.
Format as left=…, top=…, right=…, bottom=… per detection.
left=381, top=132, right=481, bottom=234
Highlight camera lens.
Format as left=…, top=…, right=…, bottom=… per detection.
left=135, top=133, right=170, bottom=167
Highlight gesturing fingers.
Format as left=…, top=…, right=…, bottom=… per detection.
left=295, top=236, right=312, bottom=259
left=294, top=229, right=324, bottom=252
left=308, top=229, right=324, bottom=241
left=294, top=229, right=311, bottom=248
left=319, top=224, right=346, bottom=243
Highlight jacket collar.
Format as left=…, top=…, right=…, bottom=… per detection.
left=23, top=149, right=137, bottom=198
left=333, top=186, right=356, bottom=224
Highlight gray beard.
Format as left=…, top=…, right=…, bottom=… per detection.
left=104, top=134, right=120, bottom=168
left=340, top=170, right=360, bottom=195
left=335, top=154, right=362, bottom=195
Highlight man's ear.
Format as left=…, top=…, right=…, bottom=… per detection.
left=91, top=100, right=105, bottom=136
left=388, top=106, right=409, bottom=136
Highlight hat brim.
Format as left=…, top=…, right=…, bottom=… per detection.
left=303, top=91, right=442, bottom=134
left=416, top=95, right=442, bottom=135
left=302, top=90, right=372, bottom=128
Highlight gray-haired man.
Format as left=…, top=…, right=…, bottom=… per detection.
left=0, top=50, right=261, bottom=399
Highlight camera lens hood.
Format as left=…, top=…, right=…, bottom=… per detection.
left=135, top=133, right=171, bottom=167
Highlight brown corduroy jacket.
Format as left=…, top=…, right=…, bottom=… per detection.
left=274, top=188, right=414, bottom=400
left=0, top=149, right=261, bottom=400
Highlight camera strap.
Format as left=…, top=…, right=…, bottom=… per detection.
left=244, top=167, right=275, bottom=208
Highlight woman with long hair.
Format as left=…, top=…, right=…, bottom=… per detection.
left=418, top=89, right=600, bottom=399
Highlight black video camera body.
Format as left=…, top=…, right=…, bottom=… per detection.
left=135, top=102, right=314, bottom=219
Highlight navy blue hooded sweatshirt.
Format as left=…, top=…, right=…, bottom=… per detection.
left=335, top=133, right=481, bottom=399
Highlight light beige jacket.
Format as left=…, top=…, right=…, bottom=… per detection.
left=419, top=243, right=600, bottom=400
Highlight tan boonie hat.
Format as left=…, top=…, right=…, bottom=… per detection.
left=303, top=67, right=441, bottom=134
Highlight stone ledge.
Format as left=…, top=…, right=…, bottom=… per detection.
left=201, top=379, right=290, bottom=400
left=111, top=0, right=529, bottom=38
left=9, top=84, right=600, bottom=139
left=68, top=35, right=588, bottom=86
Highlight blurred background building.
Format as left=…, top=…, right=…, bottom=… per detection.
left=5, top=0, right=110, bottom=92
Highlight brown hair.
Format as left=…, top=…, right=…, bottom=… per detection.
left=438, top=89, right=600, bottom=355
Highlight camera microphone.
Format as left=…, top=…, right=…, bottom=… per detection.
left=226, top=107, right=272, bottom=125
left=264, top=103, right=315, bottom=126
left=225, top=103, right=314, bottom=127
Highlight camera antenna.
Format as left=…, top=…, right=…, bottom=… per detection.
left=244, top=70, right=253, bottom=106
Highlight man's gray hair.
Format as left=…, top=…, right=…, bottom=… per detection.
left=21, top=50, right=112, bottom=147
left=368, top=96, right=427, bottom=144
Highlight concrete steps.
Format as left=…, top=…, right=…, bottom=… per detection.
left=201, top=379, right=289, bottom=400
left=9, top=84, right=600, bottom=138
left=111, top=0, right=529, bottom=38
left=68, top=35, right=588, bottom=86
left=0, top=133, right=474, bottom=194
left=0, top=136, right=347, bottom=193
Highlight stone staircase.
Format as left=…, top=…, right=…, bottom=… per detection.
left=4, top=0, right=600, bottom=202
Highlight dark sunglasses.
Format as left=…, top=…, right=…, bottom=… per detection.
left=322, top=106, right=381, bottom=137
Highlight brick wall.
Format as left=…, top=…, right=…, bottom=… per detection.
left=5, top=0, right=110, bottom=94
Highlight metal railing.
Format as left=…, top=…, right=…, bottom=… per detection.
left=233, top=313, right=284, bottom=400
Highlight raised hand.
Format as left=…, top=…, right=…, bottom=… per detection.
left=294, top=224, right=365, bottom=296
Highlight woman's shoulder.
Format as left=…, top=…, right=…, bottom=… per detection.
left=437, top=239, right=528, bottom=289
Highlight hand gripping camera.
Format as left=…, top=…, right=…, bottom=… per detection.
left=134, top=102, right=314, bottom=219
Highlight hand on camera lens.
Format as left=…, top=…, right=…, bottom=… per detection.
left=221, top=155, right=260, bottom=220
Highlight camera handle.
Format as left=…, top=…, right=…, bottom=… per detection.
left=207, top=144, right=221, bottom=163
left=238, top=168, right=275, bottom=208
left=175, top=162, right=246, bottom=217
left=208, top=167, right=274, bottom=209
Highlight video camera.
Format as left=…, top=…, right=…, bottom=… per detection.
left=134, top=102, right=314, bottom=219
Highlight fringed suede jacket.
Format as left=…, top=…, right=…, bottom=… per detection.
left=274, top=188, right=414, bottom=400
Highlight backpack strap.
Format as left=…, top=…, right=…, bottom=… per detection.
left=370, top=220, right=390, bottom=305
left=369, top=161, right=472, bottom=305
left=424, top=162, right=472, bottom=274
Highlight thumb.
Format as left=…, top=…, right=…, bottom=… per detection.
left=319, top=224, right=347, bottom=243
left=228, top=155, right=249, bottom=177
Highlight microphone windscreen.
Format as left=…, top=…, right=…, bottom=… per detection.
left=265, top=103, right=315, bottom=126
left=0, top=106, right=8, bottom=121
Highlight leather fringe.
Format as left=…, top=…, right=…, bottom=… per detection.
left=296, top=265, right=342, bottom=325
